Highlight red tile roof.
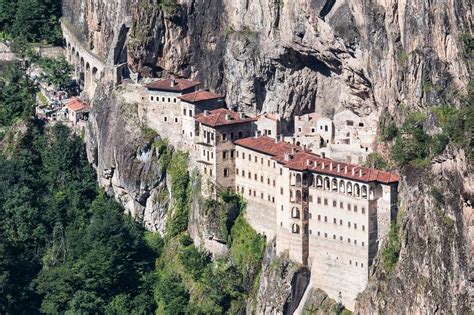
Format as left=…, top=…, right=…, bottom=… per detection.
left=178, top=90, right=224, bottom=103
left=65, top=98, right=90, bottom=112
left=195, top=108, right=257, bottom=127
left=234, top=136, right=300, bottom=157
left=234, top=136, right=399, bottom=184
left=145, top=78, right=200, bottom=92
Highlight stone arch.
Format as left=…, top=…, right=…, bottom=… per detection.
left=295, top=190, right=302, bottom=203
left=361, top=185, right=368, bottom=199
left=347, top=182, right=353, bottom=195
left=339, top=180, right=345, bottom=193
left=92, top=67, right=98, bottom=80
left=316, top=175, right=323, bottom=188
left=324, top=177, right=330, bottom=190
left=291, top=207, right=300, bottom=219
left=296, top=173, right=302, bottom=187
left=354, top=183, right=360, bottom=198
left=292, top=223, right=300, bottom=234
left=331, top=178, right=338, bottom=191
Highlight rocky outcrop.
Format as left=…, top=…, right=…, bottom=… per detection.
left=356, top=146, right=473, bottom=314
left=85, top=83, right=169, bottom=233
left=249, top=240, right=310, bottom=315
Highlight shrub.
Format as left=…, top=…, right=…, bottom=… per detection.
left=364, top=153, right=389, bottom=170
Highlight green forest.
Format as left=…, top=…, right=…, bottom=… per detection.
left=0, top=60, right=265, bottom=313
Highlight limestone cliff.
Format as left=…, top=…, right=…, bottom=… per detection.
left=356, top=146, right=472, bottom=314
left=65, top=0, right=473, bottom=313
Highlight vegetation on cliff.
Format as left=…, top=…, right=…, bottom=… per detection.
left=0, top=0, right=62, bottom=44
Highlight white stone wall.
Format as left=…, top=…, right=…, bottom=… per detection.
left=235, top=146, right=280, bottom=239
left=145, top=90, right=184, bottom=148
left=256, top=116, right=279, bottom=138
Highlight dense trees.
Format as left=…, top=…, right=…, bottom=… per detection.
left=0, top=62, right=36, bottom=129
left=0, top=0, right=62, bottom=44
left=0, top=124, right=157, bottom=313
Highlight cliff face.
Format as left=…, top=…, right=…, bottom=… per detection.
left=66, top=0, right=473, bottom=313
left=356, top=146, right=473, bottom=314
left=64, top=0, right=472, bottom=119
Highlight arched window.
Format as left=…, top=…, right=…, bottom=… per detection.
left=369, top=187, right=375, bottom=199
left=354, top=184, right=360, bottom=198
left=331, top=178, right=338, bottom=192
left=303, top=173, right=309, bottom=186
left=292, top=224, right=300, bottom=234
left=303, top=191, right=308, bottom=202
left=361, top=186, right=368, bottom=199
left=291, top=207, right=300, bottom=219
left=296, top=174, right=302, bottom=187
left=324, top=177, right=330, bottom=190
left=347, top=182, right=353, bottom=195
left=308, top=174, right=314, bottom=187
left=339, top=180, right=345, bottom=193
left=296, top=190, right=302, bottom=203
left=316, top=175, right=323, bottom=188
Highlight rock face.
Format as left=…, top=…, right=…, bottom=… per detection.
left=356, top=146, right=472, bottom=314
left=65, top=0, right=473, bottom=313
left=85, top=83, right=169, bottom=233
left=249, top=240, right=310, bottom=315
left=64, top=0, right=472, bottom=120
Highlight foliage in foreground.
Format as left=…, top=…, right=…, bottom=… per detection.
left=0, top=123, right=157, bottom=314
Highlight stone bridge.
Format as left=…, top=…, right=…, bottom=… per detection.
left=61, top=19, right=130, bottom=99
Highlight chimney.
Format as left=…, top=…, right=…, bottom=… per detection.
left=352, top=168, right=355, bottom=176
left=344, top=166, right=348, bottom=174
left=303, top=144, right=307, bottom=151
left=291, top=147, right=296, bottom=155
left=239, top=112, right=245, bottom=119
left=170, top=79, right=176, bottom=87
left=225, top=114, right=231, bottom=121
left=330, top=162, right=333, bottom=170
left=337, top=164, right=340, bottom=172
left=254, top=130, right=259, bottom=138
left=322, top=162, right=325, bottom=169
left=204, top=110, right=209, bottom=117
left=359, top=169, right=363, bottom=177
left=284, top=152, right=290, bottom=161
left=292, top=138, right=296, bottom=145
left=306, top=159, right=311, bottom=166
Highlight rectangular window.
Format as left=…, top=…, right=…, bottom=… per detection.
left=254, top=174, right=257, bottom=180
left=222, top=133, right=227, bottom=141
left=324, top=199, right=328, bottom=205
left=223, top=151, right=228, bottom=159
left=189, top=109, right=193, bottom=116
left=317, top=215, right=321, bottom=221
left=254, top=156, right=257, bottom=163
left=362, top=242, right=365, bottom=247
left=261, top=157, right=264, bottom=164
left=242, top=152, right=245, bottom=159
left=354, top=223, right=357, bottom=229
left=248, top=154, right=251, bottom=161
left=260, top=176, right=263, bottom=183
left=362, top=225, right=365, bottom=231
left=273, top=180, right=276, bottom=187
left=280, top=187, right=284, bottom=195
left=253, top=190, right=256, bottom=197
left=317, top=231, right=320, bottom=236
left=348, top=222, right=351, bottom=227
left=248, top=188, right=251, bottom=195
left=183, top=108, right=186, bottom=115
left=348, top=238, right=351, bottom=243
left=238, top=131, right=243, bottom=138
left=362, top=207, right=366, bottom=214
left=324, top=233, right=327, bottom=238
left=324, top=216, right=327, bottom=222
left=230, top=132, right=234, bottom=140
left=354, top=240, right=357, bottom=245
left=280, top=168, right=283, bottom=175
left=347, top=204, right=351, bottom=211
left=261, top=192, right=264, bottom=199
left=333, top=200, right=337, bottom=207
left=236, top=168, right=239, bottom=175
left=267, top=178, right=270, bottom=185
left=272, top=197, right=275, bottom=203
left=333, top=235, right=336, bottom=240
left=333, top=218, right=336, bottom=224
left=248, top=172, right=251, bottom=179
left=224, top=168, right=229, bottom=177
left=340, top=219, right=343, bottom=225
left=340, top=202, right=343, bottom=209
left=354, top=206, right=358, bottom=213
left=340, top=236, right=343, bottom=241
left=317, top=197, right=321, bottom=204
